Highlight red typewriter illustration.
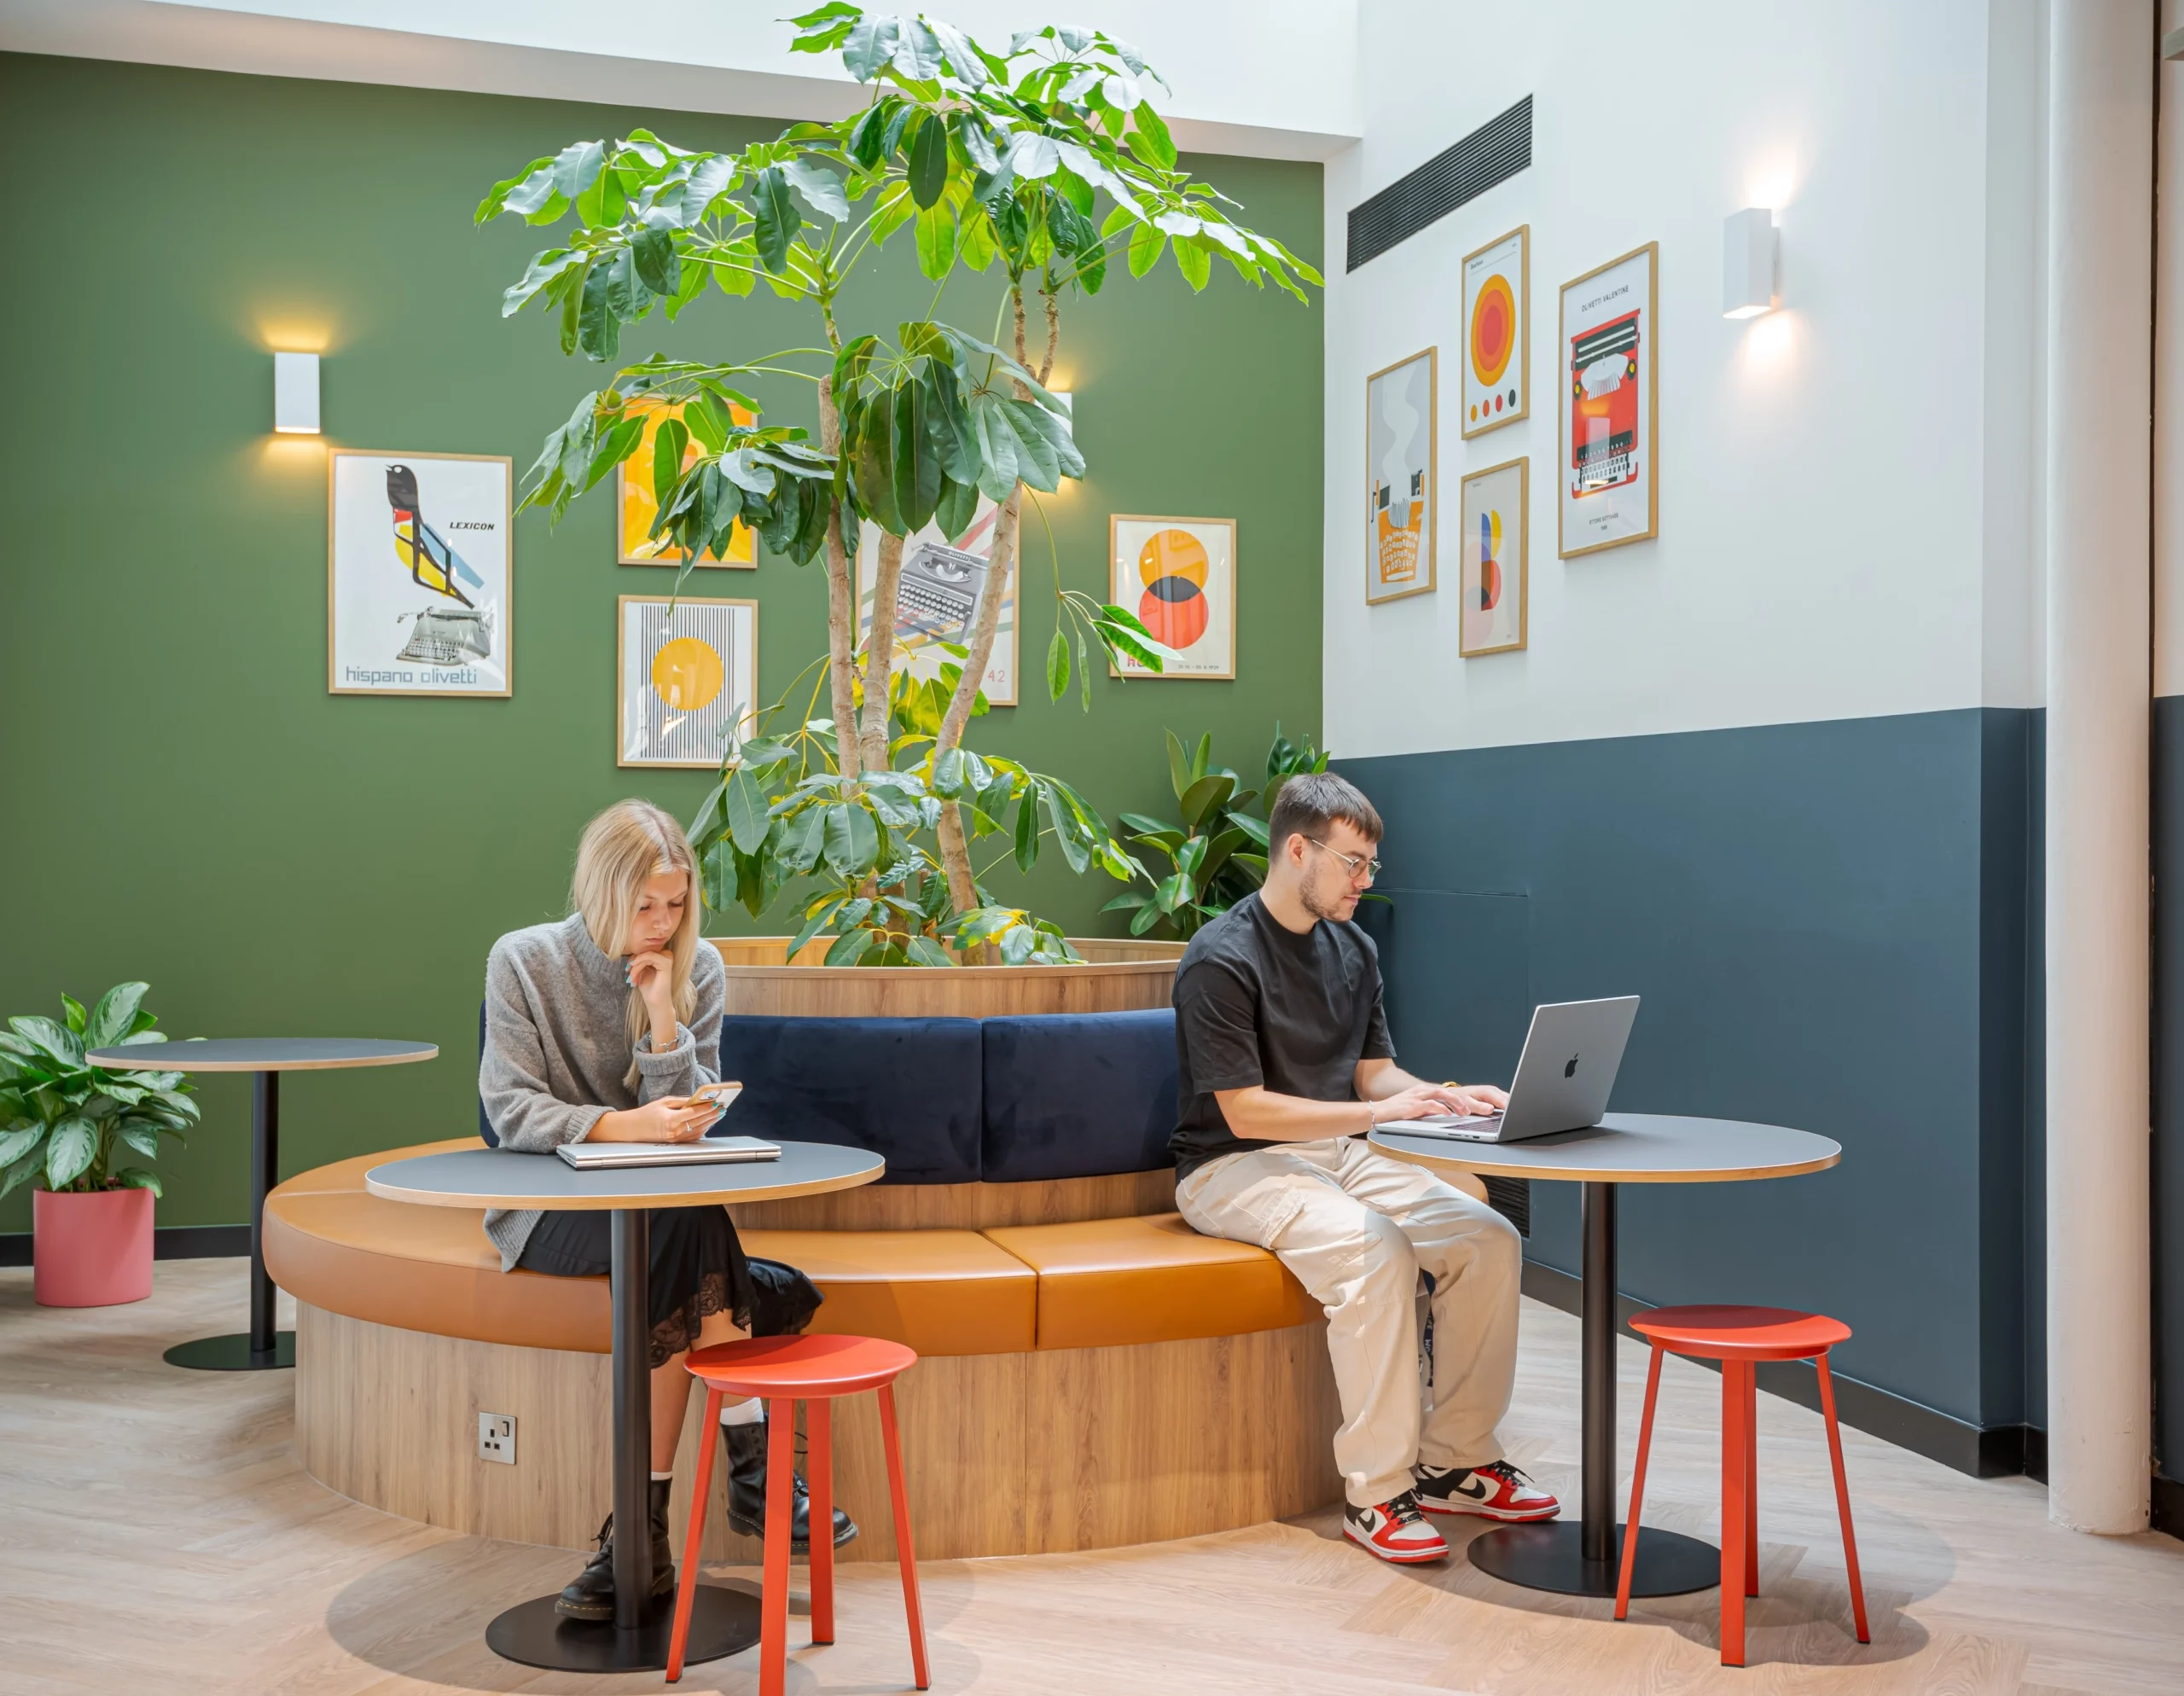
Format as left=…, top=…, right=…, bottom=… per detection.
left=1567, top=309, right=1641, bottom=498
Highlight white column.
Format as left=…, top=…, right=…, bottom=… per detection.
left=2046, top=0, right=2153, bottom=1535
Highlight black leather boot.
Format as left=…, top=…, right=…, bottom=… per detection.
left=723, top=1420, right=858, bottom=1554
left=555, top=1478, right=677, bottom=1621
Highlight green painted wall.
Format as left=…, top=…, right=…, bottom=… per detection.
left=0, top=54, right=1323, bottom=1232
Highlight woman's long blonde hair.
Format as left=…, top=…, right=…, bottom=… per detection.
left=570, top=799, right=703, bottom=1087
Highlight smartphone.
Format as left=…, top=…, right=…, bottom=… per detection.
left=689, top=1080, right=743, bottom=1128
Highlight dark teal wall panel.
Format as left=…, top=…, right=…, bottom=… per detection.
left=1344, top=707, right=2036, bottom=1428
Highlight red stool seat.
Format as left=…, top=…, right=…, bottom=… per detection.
left=1617, top=1304, right=1869, bottom=1667
left=1633, top=1304, right=1852, bottom=1360
left=665, top=1333, right=928, bottom=1693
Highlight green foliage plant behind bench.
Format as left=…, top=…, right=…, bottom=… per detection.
left=1107, top=725, right=1329, bottom=941
left=0, top=984, right=198, bottom=1200
left=479, top=6, right=1321, bottom=966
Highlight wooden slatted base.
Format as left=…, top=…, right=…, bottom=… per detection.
left=295, top=1303, right=1343, bottom=1561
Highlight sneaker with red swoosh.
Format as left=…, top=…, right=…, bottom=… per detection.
left=1343, top=1489, right=1451, bottom=1563
left=1414, top=1460, right=1560, bottom=1521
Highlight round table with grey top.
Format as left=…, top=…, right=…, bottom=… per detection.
left=1370, top=1113, right=1841, bottom=1601
left=365, top=1141, right=885, bottom=1676
left=85, top=1037, right=437, bottom=1372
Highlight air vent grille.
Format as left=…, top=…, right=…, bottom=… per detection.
left=1482, top=1175, right=1531, bottom=1238
left=1345, top=95, right=1532, bottom=272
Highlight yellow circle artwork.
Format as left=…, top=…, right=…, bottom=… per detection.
left=650, top=636, right=724, bottom=712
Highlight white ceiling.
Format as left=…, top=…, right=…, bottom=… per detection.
left=0, top=0, right=1361, bottom=160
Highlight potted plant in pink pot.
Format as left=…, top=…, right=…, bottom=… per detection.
left=0, top=983, right=198, bottom=1307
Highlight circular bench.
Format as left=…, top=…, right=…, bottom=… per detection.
left=268, top=1142, right=1345, bottom=1561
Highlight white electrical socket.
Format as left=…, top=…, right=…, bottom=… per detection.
left=478, top=1411, right=516, bottom=1466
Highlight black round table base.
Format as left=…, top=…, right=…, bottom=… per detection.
left=485, top=1584, right=760, bottom=1672
left=1469, top=1521, right=1720, bottom=1598
left=164, top=1332, right=295, bottom=1371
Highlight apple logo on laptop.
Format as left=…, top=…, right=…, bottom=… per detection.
left=1565, top=1054, right=1580, bottom=1077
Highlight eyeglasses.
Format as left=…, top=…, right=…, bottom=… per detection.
left=1305, top=837, right=1381, bottom=881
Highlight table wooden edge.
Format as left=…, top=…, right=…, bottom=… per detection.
left=85, top=1046, right=440, bottom=1073
left=363, top=1158, right=884, bottom=1211
left=1369, top=1134, right=1842, bottom=1185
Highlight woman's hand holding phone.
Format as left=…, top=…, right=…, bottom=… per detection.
left=587, top=1097, right=717, bottom=1145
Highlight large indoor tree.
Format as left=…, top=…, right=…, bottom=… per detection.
left=480, top=7, right=1321, bottom=962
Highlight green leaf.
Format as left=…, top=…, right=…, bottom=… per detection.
left=1129, top=900, right=1165, bottom=936
left=1175, top=235, right=1212, bottom=292
left=0, top=1124, right=43, bottom=1168
left=907, top=112, right=949, bottom=208
left=113, top=1167, right=162, bottom=1198
left=61, top=995, right=86, bottom=1035
left=1165, top=729, right=1192, bottom=800
left=551, top=138, right=607, bottom=204
left=652, top=416, right=688, bottom=510
left=934, top=473, right=979, bottom=543
left=1128, top=216, right=1166, bottom=278
left=44, top=1117, right=96, bottom=1189
left=11, top=1017, right=83, bottom=1068
left=750, top=166, right=796, bottom=272
left=843, top=12, right=903, bottom=80
left=782, top=156, right=850, bottom=222
left=822, top=803, right=880, bottom=878
left=914, top=201, right=957, bottom=279
left=903, top=936, right=956, bottom=968
left=824, top=927, right=877, bottom=967
left=119, top=1125, right=161, bottom=1161
left=1131, top=102, right=1176, bottom=169
left=1192, top=731, right=1212, bottom=779
left=725, top=766, right=770, bottom=855
left=1046, top=627, right=1070, bottom=703
left=1014, top=786, right=1041, bottom=872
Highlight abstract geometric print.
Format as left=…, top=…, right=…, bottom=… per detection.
left=1110, top=515, right=1235, bottom=679
left=617, top=595, right=757, bottom=768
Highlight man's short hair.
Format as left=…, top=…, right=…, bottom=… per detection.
left=1268, top=770, right=1384, bottom=852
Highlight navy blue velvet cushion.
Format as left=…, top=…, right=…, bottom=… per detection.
left=979, top=1010, right=1178, bottom=1182
left=716, top=1015, right=983, bottom=1184
left=478, top=1002, right=497, bottom=1147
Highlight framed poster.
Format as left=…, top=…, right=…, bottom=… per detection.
left=1109, top=515, right=1235, bottom=679
left=1365, top=348, right=1436, bottom=603
left=328, top=449, right=512, bottom=697
left=615, top=398, right=756, bottom=566
left=1461, top=225, right=1529, bottom=439
left=1459, top=456, right=1527, bottom=657
left=1558, top=242, right=1658, bottom=558
left=857, top=494, right=1015, bottom=706
left=616, top=595, right=758, bottom=769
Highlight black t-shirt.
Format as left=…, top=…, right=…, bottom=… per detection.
left=1169, top=892, right=1396, bottom=1180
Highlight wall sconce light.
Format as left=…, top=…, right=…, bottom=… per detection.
left=1722, top=208, right=1778, bottom=319
left=273, top=351, right=321, bottom=433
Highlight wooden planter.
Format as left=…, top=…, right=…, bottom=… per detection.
left=707, top=935, right=1185, bottom=1019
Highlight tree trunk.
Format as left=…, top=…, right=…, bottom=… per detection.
left=816, top=375, right=861, bottom=780
left=859, top=531, right=904, bottom=775
left=932, top=487, right=1023, bottom=931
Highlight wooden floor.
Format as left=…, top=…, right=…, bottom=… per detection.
left=3, top=1261, right=2180, bottom=1695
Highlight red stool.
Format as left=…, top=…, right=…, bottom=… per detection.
left=665, top=1333, right=928, bottom=1693
left=1615, top=1305, right=1869, bottom=1667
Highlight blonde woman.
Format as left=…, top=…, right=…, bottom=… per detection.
left=480, top=799, right=855, bottom=1622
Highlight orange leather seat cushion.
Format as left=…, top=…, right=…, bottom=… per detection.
left=264, top=1147, right=1037, bottom=1356
left=739, top=1229, right=1034, bottom=1356
left=984, top=1213, right=1315, bottom=1350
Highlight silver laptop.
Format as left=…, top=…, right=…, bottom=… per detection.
left=1381, top=996, right=1640, bottom=1144
left=557, top=1135, right=781, bottom=1170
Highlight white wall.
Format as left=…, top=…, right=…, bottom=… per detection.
left=1323, top=0, right=2042, bottom=758
left=0, top=0, right=1360, bottom=160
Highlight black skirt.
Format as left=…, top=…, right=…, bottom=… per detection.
left=516, top=1206, right=821, bottom=1368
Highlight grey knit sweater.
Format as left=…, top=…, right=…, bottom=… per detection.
left=479, top=915, right=725, bottom=1269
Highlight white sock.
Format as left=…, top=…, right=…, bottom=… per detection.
left=720, top=1397, right=765, bottom=1427
left=650, top=1470, right=674, bottom=1482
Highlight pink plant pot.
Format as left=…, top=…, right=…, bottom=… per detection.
left=32, top=1185, right=154, bottom=1307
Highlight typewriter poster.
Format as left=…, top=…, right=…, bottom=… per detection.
left=856, top=493, right=1016, bottom=706
left=1558, top=242, right=1658, bottom=558
left=1108, top=514, right=1235, bottom=679
left=328, top=449, right=512, bottom=696
left=1364, top=347, right=1436, bottom=605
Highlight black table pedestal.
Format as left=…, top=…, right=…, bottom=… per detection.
left=1471, top=1180, right=1716, bottom=1599
left=483, top=1207, right=761, bottom=1672
left=166, top=1071, right=293, bottom=1372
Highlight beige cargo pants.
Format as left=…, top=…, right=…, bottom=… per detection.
left=1176, top=1135, right=1522, bottom=1508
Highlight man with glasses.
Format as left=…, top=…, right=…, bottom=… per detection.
left=1170, top=772, right=1558, bottom=1564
